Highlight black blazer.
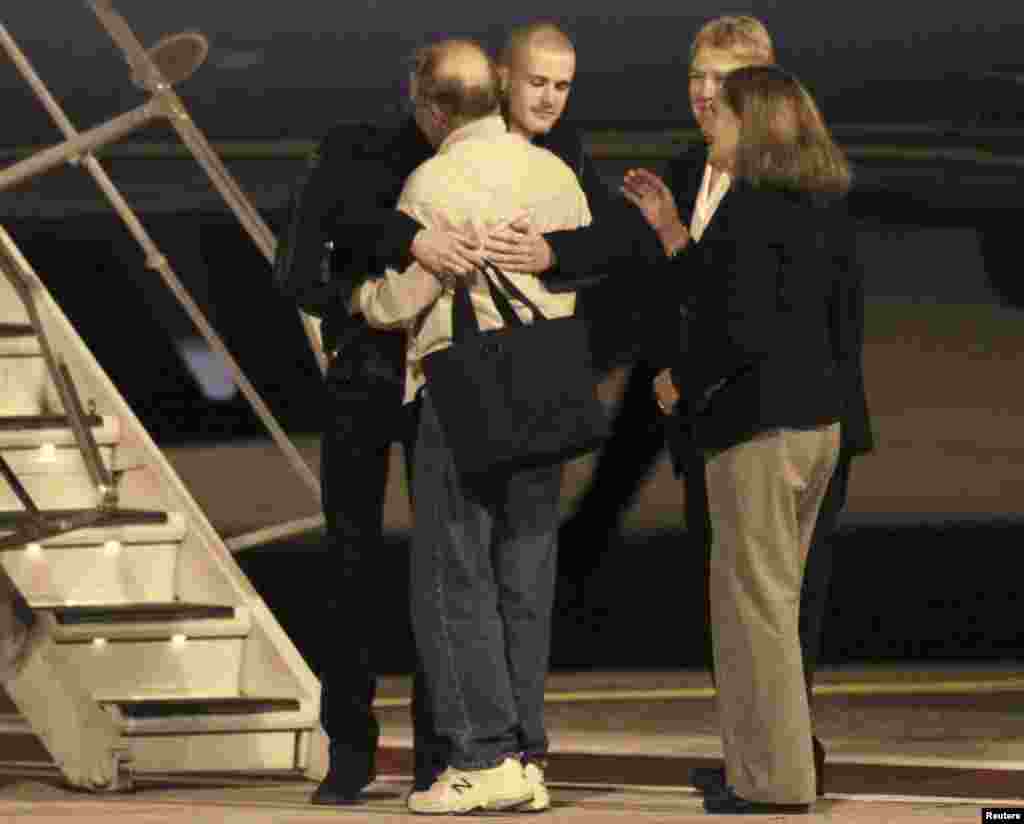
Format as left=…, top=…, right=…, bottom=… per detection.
left=274, top=117, right=433, bottom=396
left=649, top=148, right=874, bottom=458
left=538, top=121, right=664, bottom=294
left=648, top=179, right=874, bottom=457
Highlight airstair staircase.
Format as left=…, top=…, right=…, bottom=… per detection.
left=0, top=1, right=330, bottom=790
left=0, top=229, right=327, bottom=788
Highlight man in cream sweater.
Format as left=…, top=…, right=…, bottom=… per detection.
left=352, top=38, right=590, bottom=815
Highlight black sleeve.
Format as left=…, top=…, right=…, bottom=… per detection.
left=541, top=150, right=665, bottom=293
left=829, top=213, right=874, bottom=454
left=324, top=203, right=422, bottom=272
left=669, top=223, right=782, bottom=396
left=628, top=149, right=709, bottom=371
left=273, top=125, right=421, bottom=315
left=828, top=218, right=863, bottom=381
left=662, top=152, right=692, bottom=204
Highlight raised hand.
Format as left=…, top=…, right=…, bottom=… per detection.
left=622, top=168, right=690, bottom=257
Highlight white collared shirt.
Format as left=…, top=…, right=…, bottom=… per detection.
left=690, top=163, right=731, bottom=243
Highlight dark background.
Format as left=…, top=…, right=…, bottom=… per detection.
left=1, top=3, right=1022, bottom=674
left=3, top=1, right=1024, bottom=141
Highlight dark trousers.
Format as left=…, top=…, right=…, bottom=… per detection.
left=561, top=364, right=665, bottom=542
left=319, top=365, right=445, bottom=788
left=410, top=392, right=561, bottom=770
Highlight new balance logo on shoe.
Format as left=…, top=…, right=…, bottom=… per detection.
left=407, top=757, right=533, bottom=814
left=450, top=777, right=474, bottom=794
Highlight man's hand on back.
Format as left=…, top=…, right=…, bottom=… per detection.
left=482, top=215, right=556, bottom=274
left=411, top=227, right=484, bottom=278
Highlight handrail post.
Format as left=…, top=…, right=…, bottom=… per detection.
left=84, top=0, right=327, bottom=375
left=0, top=11, right=323, bottom=508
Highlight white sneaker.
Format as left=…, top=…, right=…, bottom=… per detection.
left=407, top=757, right=534, bottom=814
left=522, top=761, right=551, bottom=812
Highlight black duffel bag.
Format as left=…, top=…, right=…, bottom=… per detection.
left=422, top=260, right=609, bottom=480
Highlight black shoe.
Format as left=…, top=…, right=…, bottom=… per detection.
left=703, top=785, right=810, bottom=815
left=311, top=772, right=373, bottom=806
left=689, top=765, right=726, bottom=795
left=695, top=738, right=824, bottom=799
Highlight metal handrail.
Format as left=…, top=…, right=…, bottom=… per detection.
left=1, top=261, right=115, bottom=507
left=85, top=1, right=327, bottom=373
left=0, top=449, right=109, bottom=551
left=0, top=9, right=329, bottom=547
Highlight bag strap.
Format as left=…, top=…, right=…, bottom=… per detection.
left=450, top=259, right=548, bottom=345
left=480, top=259, right=548, bottom=323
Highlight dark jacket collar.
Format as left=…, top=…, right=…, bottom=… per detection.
left=534, top=120, right=585, bottom=177
left=695, top=180, right=841, bottom=246
left=381, top=116, right=433, bottom=172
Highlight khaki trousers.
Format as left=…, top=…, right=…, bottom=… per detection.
left=705, top=424, right=840, bottom=804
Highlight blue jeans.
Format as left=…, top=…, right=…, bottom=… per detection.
left=411, top=392, right=561, bottom=770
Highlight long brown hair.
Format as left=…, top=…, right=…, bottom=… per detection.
left=722, top=65, right=851, bottom=196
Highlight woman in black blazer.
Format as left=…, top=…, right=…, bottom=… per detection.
left=623, top=65, right=853, bottom=815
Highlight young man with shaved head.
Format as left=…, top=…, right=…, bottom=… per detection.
left=483, top=23, right=667, bottom=599
left=484, top=21, right=662, bottom=305
left=353, top=38, right=593, bottom=815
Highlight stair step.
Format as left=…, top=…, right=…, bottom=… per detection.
left=55, top=636, right=245, bottom=695
left=0, top=352, right=61, bottom=415
left=2, top=225, right=322, bottom=781
left=124, top=730, right=309, bottom=773
left=0, top=323, right=35, bottom=338
left=39, top=602, right=250, bottom=642
left=96, top=690, right=314, bottom=736
left=101, top=693, right=302, bottom=718
left=0, top=333, right=41, bottom=356
left=6, top=510, right=186, bottom=547
left=0, top=414, right=119, bottom=448
left=0, top=413, right=102, bottom=432
left=0, top=508, right=169, bottom=531
left=0, top=451, right=118, bottom=512
left=0, top=723, right=311, bottom=775
left=52, top=602, right=234, bottom=625
left=0, top=509, right=176, bottom=553
left=4, top=539, right=180, bottom=603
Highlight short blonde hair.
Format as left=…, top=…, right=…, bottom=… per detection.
left=723, top=65, right=851, bottom=196
left=499, top=20, right=575, bottom=69
left=690, top=16, right=775, bottom=65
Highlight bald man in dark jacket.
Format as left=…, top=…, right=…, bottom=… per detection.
left=276, top=115, right=441, bottom=804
